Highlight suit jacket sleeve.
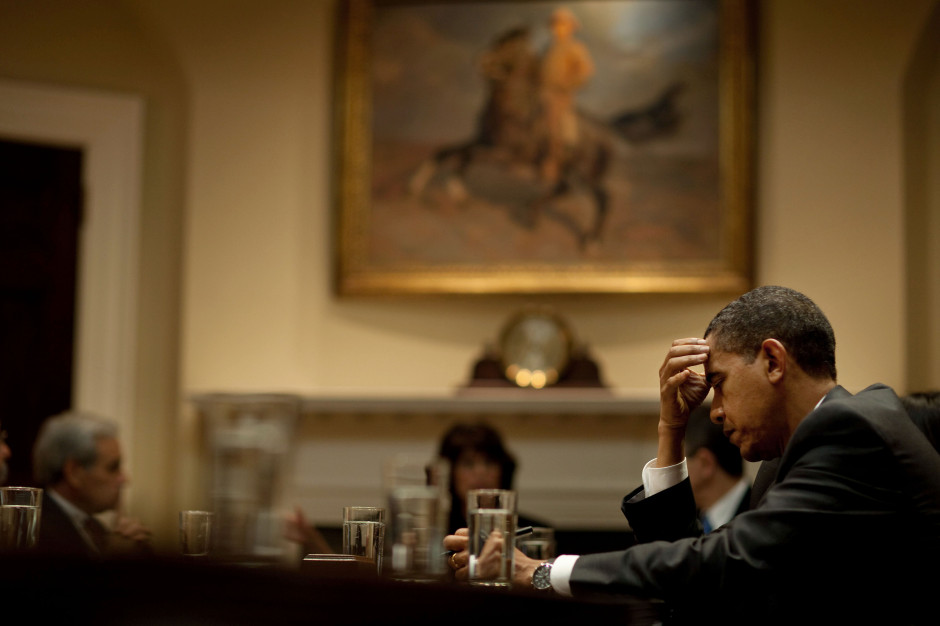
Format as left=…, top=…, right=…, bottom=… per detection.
left=620, top=478, right=701, bottom=543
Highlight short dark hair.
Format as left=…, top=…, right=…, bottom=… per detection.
left=438, top=422, right=516, bottom=490
left=704, top=285, right=837, bottom=380
left=686, top=404, right=743, bottom=477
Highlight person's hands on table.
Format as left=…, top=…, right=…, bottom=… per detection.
left=107, top=511, right=153, bottom=554
left=443, top=528, right=542, bottom=587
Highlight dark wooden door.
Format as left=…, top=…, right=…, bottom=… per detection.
left=0, top=139, right=83, bottom=486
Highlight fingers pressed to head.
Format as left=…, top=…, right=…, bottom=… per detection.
left=672, top=338, right=707, bottom=347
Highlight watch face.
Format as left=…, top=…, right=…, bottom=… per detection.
left=498, top=310, right=572, bottom=388
left=533, top=562, right=553, bottom=590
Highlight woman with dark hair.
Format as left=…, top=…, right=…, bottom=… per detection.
left=437, top=422, right=546, bottom=533
left=286, top=422, right=548, bottom=556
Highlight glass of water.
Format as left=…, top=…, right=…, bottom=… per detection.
left=0, top=486, right=43, bottom=551
left=467, top=489, right=516, bottom=587
left=179, top=510, right=213, bottom=557
left=517, top=526, right=555, bottom=560
left=342, top=506, right=386, bottom=574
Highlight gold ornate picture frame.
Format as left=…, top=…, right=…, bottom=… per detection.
left=335, top=0, right=755, bottom=295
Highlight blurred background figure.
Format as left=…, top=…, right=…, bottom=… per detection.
left=0, top=421, right=10, bottom=485
left=437, top=421, right=547, bottom=533
left=284, top=506, right=335, bottom=556
left=901, top=390, right=940, bottom=451
left=32, top=411, right=152, bottom=558
left=286, top=420, right=548, bottom=557
left=685, top=404, right=751, bottom=533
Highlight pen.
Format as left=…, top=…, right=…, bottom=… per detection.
left=442, top=526, right=534, bottom=558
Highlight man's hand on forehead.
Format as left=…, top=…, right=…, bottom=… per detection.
left=660, top=339, right=711, bottom=414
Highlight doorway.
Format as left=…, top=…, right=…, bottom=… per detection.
left=0, top=139, right=82, bottom=485
left=0, top=78, right=143, bottom=493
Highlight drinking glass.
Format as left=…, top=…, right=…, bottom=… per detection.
left=0, top=486, right=43, bottom=550
left=179, top=510, right=213, bottom=557
left=342, top=506, right=386, bottom=574
left=517, top=526, right=555, bottom=560
left=466, top=489, right=516, bottom=587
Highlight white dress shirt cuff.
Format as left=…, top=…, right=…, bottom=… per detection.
left=549, top=554, right=579, bottom=596
left=642, top=457, right=688, bottom=496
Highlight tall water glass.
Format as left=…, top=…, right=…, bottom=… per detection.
left=467, top=489, right=516, bottom=587
left=0, top=487, right=43, bottom=550
left=179, top=510, right=213, bottom=557
left=342, top=506, right=386, bottom=574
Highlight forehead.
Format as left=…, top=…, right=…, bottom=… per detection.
left=93, top=437, right=121, bottom=461
left=704, top=336, right=723, bottom=370
left=458, top=449, right=494, bottom=462
left=704, top=338, right=744, bottom=380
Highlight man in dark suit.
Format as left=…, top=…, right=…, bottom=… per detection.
left=446, top=286, right=940, bottom=623
left=684, top=404, right=750, bottom=532
left=32, top=411, right=152, bottom=558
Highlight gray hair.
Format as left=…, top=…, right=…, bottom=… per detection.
left=32, top=411, right=119, bottom=487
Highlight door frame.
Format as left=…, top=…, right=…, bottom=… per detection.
left=0, top=78, right=143, bottom=474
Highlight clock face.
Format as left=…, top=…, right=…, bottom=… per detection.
left=498, top=311, right=572, bottom=388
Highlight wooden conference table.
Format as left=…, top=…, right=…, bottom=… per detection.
left=1, top=552, right=666, bottom=625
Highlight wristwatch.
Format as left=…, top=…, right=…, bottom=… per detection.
left=532, top=559, right=555, bottom=591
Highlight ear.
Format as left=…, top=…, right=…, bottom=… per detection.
left=62, top=458, right=85, bottom=488
left=760, top=338, right=787, bottom=384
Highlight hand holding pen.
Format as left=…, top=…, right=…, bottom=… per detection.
left=442, top=526, right=533, bottom=580
left=442, top=525, right=533, bottom=559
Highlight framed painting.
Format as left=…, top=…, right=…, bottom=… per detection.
left=334, top=0, right=755, bottom=295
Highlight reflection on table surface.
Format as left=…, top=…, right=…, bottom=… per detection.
left=0, top=553, right=665, bottom=625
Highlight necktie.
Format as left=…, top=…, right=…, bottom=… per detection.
left=701, top=514, right=712, bottom=534
left=84, top=516, right=110, bottom=553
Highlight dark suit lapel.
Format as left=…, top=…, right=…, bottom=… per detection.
left=749, top=458, right=780, bottom=508
left=736, top=485, right=753, bottom=515
left=39, top=492, right=98, bottom=557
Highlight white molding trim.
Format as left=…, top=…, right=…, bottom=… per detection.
left=0, top=78, right=143, bottom=467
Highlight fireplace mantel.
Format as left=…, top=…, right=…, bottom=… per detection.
left=188, top=388, right=662, bottom=530
left=191, top=388, right=660, bottom=418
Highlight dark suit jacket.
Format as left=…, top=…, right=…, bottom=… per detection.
left=570, top=385, right=940, bottom=624
left=36, top=491, right=99, bottom=558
